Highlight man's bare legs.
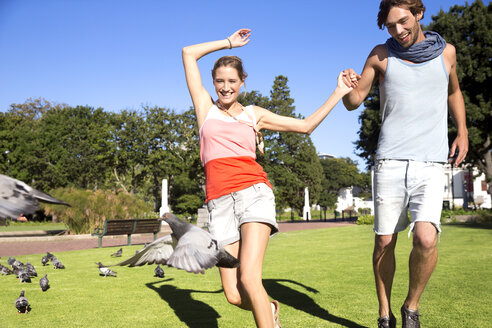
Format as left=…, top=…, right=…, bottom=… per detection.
left=219, top=222, right=274, bottom=328
left=374, top=222, right=438, bottom=317
left=404, top=222, right=438, bottom=310
left=374, top=233, right=398, bottom=318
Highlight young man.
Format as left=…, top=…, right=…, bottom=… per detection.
left=341, top=1, right=468, bottom=327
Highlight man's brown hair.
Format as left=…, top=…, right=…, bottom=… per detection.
left=377, top=0, right=426, bottom=29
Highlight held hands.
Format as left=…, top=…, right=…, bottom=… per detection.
left=227, top=29, right=251, bottom=48
left=341, top=69, right=361, bottom=90
left=337, top=70, right=359, bottom=96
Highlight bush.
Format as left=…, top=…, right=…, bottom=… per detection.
left=41, top=188, right=153, bottom=234
left=356, top=214, right=375, bottom=225
left=441, top=208, right=492, bottom=225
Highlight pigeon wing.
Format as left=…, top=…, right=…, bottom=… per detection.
left=111, top=234, right=176, bottom=267
left=167, top=226, right=219, bottom=274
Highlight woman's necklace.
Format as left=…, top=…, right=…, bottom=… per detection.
left=215, top=100, right=264, bottom=155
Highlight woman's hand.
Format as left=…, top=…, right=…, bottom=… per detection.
left=338, top=71, right=360, bottom=95
left=341, top=69, right=361, bottom=89
left=227, top=28, right=251, bottom=48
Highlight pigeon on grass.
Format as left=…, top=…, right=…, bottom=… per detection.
left=18, top=271, right=31, bottom=283
left=1, top=265, right=13, bottom=275
left=52, top=258, right=65, bottom=269
left=8, top=257, right=24, bottom=269
left=7, top=256, right=16, bottom=266
left=41, top=256, right=49, bottom=266
left=25, top=262, right=37, bottom=277
left=15, top=290, right=30, bottom=314
left=40, top=274, right=50, bottom=291
left=154, top=265, right=165, bottom=278
left=96, top=262, right=117, bottom=277
left=111, top=213, right=239, bottom=274
left=111, top=248, right=123, bottom=257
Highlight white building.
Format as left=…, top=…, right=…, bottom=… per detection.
left=443, top=164, right=491, bottom=209
left=335, top=186, right=374, bottom=215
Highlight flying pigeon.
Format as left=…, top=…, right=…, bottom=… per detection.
left=15, top=290, right=30, bottom=313
left=111, top=248, right=123, bottom=257
left=154, top=264, right=165, bottom=278
left=0, top=174, right=70, bottom=219
left=110, top=233, right=175, bottom=268
left=96, top=262, right=117, bottom=277
left=25, top=262, right=37, bottom=277
left=163, top=213, right=240, bottom=273
left=52, top=258, right=65, bottom=269
left=111, top=213, right=240, bottom=274
left=40, top=274, right=50, bottom=292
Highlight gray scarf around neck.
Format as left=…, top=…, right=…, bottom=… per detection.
left=386, top=31, right=446, bottom=62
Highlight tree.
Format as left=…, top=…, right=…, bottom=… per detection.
left=319, top=157, right=369, bottom=216
left=109, top=109, right=148, bottom=194
left=354, top=1, right=492, bottom=202
left=354, top=87, right=381, bottom=168
left=0, top=98, right=69, bottom=188
left=39, top=106, right=113, bottom=190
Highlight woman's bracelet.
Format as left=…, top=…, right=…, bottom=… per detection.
left=226, top=37, right=232, bottom=49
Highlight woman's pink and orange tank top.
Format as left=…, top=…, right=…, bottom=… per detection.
left=199, top=104, right=272, bottom=202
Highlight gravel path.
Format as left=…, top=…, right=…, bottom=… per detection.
left=0, top=219, right=356, bottom=256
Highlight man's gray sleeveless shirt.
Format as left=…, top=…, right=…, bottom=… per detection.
left=376, top=47, right=449, bottom=162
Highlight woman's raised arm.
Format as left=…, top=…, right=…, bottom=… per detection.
left=182, top=29, right=251, bottom=128
left=255, top=71, right=355, bottom=134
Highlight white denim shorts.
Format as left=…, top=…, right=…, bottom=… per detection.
left=206, top=183, right=278, bottom=246
left=373, top=159, right=444, bottom=235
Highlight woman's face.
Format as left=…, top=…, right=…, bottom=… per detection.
left=213, top=66, right=244, bottom=106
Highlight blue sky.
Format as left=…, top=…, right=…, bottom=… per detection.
left=0, top=0, right=469, bottom=171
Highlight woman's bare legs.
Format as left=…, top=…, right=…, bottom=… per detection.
left=219, top=222, right=274, bottom=328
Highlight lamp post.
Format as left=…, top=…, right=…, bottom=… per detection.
left=3, top=150, right=9, bottom=176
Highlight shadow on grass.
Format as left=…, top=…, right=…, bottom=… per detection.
left=443, top=222, right=492, bottom=230
left=146, top=279, right=223, bottom=328
left=263, top=279, right=367, bottom=328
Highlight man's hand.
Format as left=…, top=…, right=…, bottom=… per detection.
left=342, top=69, right=361, bottom=89
left=449, top=134, right=468, bottom=167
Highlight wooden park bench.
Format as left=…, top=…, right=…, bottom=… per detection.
left=92, top=218, right=161, bottom=248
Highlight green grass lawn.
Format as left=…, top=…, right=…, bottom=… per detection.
left=0, top=221, right=67, bottom=232
left=1, top=225, right=491, bottom=327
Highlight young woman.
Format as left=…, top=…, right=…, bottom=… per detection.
left=182, top=28, right=354, bottom=328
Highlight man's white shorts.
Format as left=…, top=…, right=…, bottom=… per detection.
left=373, top=159, right=444, bottom=235
left=206, top=183, right=278, bottom=246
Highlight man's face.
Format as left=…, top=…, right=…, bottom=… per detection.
left=385, top=6, right=423, bottom=48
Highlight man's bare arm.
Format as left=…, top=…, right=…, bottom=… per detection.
left=445, top=44, right=468, bottom=167
left=342, top=45, right=387, bottom=111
